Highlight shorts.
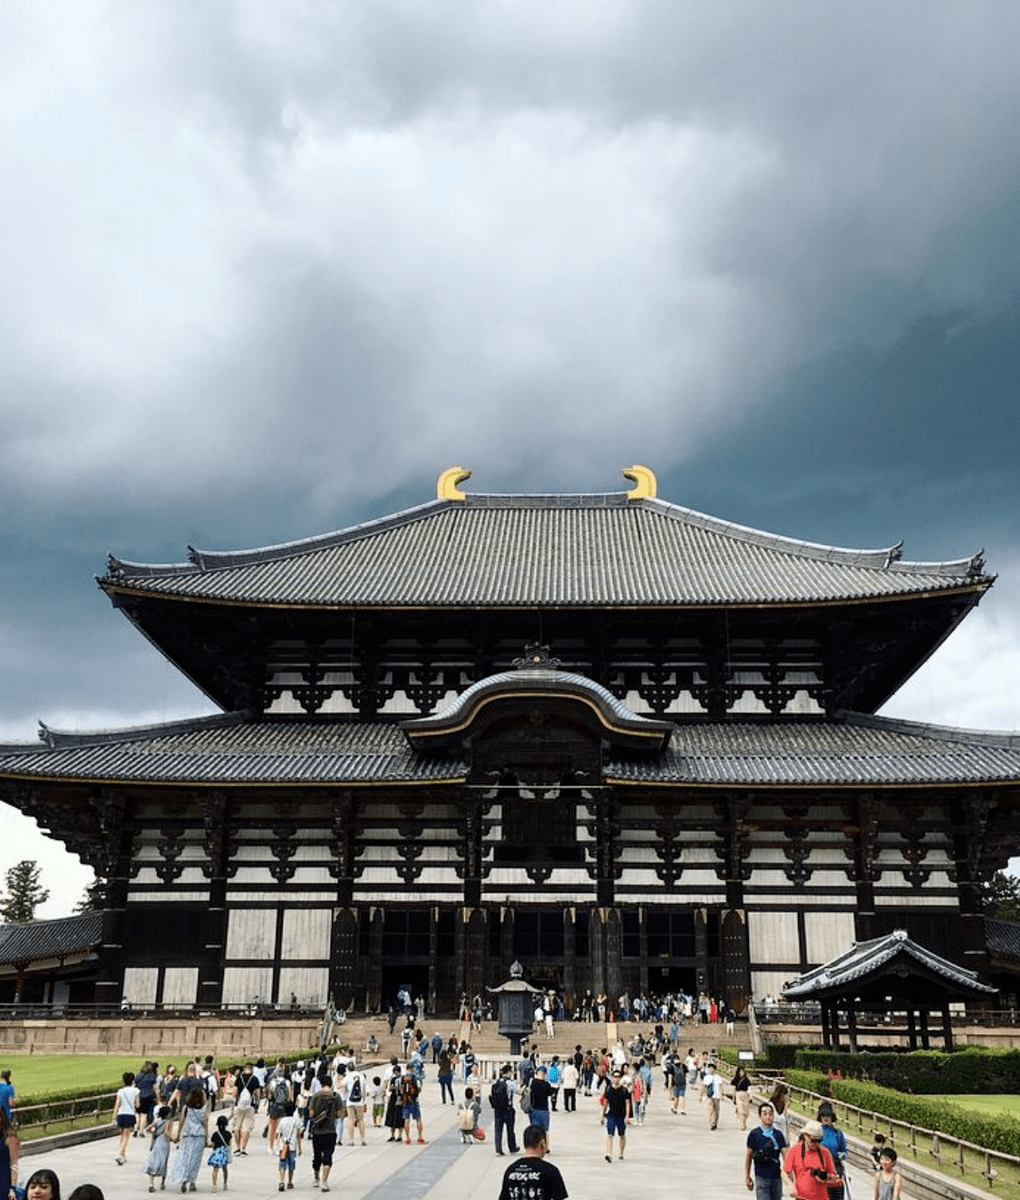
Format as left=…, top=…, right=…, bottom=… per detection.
left=233, top=1107, right=255, bottom=1133
left=401, top=1102, right=421, bottom=1121
left=117, top=1115, right=137, bottom=1129
left=278, top=1149, right=295, bottom=1172
left=139, top=1095, right=156, bottom=1117
left=673, top=1082, right=686, bottom=1097
left=530, top=1110, right=549, bottom=1132
left=606, top=1115, right=627, bottom=1137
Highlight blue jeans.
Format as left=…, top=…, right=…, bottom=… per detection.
left=754, top=1176, right=782, bottom=1200
left=530, top=1109, right=549, bottom=1134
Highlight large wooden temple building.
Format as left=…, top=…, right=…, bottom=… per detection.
left=1, top=466, right=1018, bottom=1014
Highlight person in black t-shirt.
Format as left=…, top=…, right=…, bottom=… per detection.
left=498, top=1125, right=567, bottom=1200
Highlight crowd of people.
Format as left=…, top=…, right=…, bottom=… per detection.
left=0, top=1021, right=908, bottom=1200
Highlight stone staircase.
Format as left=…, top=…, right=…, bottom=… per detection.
left=335, top=1012, right=753, bottom=1067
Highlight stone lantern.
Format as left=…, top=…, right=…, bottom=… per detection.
left=488, top=960, right=543, bottom=1055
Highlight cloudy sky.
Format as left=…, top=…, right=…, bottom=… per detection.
left=1, top=1, right=1018, bottom=916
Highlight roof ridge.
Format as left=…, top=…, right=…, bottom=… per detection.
left=101, top=489, right=991, bottom=581
left=843, top=710, right=1020, bottom=748
left=37, top=711, right=247, bottom=750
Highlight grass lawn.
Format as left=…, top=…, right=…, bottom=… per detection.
left=2, top=1055, right=158, bottom=1101
left=924, top=1093, right=1020, bottom=1121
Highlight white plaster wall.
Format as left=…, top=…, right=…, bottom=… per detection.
left=123, top=965, right=158, bottom=1005
left=222, top=967, right=275, bottom=1007
left=751, top=971, right=795, bottom=1001
left=804, top=910, right=856, bottom=964
left=748, top=910, right=799, bottom=966
left=162, top=967, right=199, bottom=1006
left=277, top=967, right=329, bottom=1007
left=281, top=909, right=331, bottom=960
left=226, top=909, right=278, bottom=958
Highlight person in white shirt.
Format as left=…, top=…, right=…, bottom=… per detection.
left=340, top=1069, right=368, bottom=1146
left=704, top=1062, right=723, bottom=1130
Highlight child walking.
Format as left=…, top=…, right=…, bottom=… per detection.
left=208, top=1115, right=232, bottom=1192
left=874, top=1147, right=902, bottom=1200
left=143, top=1105, right=172, bottom=1192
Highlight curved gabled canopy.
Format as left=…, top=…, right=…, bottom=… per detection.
left=783, top=928, right=997, bottom=1005
left=401, top=655, right=673, bottom=755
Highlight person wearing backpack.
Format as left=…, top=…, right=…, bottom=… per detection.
left=341, top=1069, right=367, bottom=1147
left=400, top=1068, right=426, bottom=1145
left=308, top=1077, right=341, bottom=1191
left=267, top=1062, right=291, bottom=1153
left=489, top=1065, right=519, bottom=1157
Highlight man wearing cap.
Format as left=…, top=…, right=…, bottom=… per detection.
left=490, top=1064, right=519, bottom=1156
left=783, top=1121, right=838, bottom=1200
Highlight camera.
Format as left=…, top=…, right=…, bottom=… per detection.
left=810, top=1168, right=829, bottom=1181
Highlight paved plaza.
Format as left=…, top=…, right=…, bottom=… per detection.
left=25, top=1084, right=769, bottom=1200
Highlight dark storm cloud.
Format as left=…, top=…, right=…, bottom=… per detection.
left=0, top=1, right=1018, bottom=910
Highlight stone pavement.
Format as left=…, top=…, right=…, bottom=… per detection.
left=24, top=1084, right=767, bottom=1200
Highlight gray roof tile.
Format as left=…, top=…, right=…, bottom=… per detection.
left=102, top=493, right=990, bottom=608
left=0, top=712, right=1017, bottom=788
left=0, top=913, right=103, bottom=965
left=783, top=928, right=996, bottom=998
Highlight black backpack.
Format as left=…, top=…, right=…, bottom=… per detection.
left=349, top=1076, right=362, bottom=1104
left=489, top=1079, right=508, bottom=1110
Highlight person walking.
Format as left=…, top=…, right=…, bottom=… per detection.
left=732, top=1066, right=752, bottom=1131
left=489, top=1065, right=519, bottom=1157
left=784, top=1121, right=839, bottom=1200
left=307, top=1077, right=340, bottom=1192
left=143, top=1105, right=172, bottom=1192
left=527, top=1066, right=553, bottom=1152
left=704, top=1062, right=723, bottom=1130
left=169, top=1090, right=208, bottom=1194
left=498, top=1125, right=567, bottom=1200
left=113, top=1072, right=140, bottom=1166
left=744, top=1102, right=786, bottom=1200
left=600, top=1069, right=631, bottom=1163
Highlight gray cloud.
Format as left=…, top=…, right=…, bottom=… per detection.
left=1, top=1, right=1018, bottom=912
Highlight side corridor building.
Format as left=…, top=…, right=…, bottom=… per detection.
left=1, top=467, right=1018, bottom=1014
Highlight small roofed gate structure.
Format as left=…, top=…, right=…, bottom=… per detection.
left=783, top=928, right=997, bottom=1051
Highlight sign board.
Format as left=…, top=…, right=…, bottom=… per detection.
left=738, top=1050, right=755, bottom=1062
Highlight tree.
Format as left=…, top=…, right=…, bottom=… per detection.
left=0, top=859, right=50, bottom=924
left=74, top=875, right=108, bottom=914
left=981, top=871, right=1020, bottom=922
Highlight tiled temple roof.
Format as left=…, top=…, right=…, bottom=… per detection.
left=985, top=918, right=1020, bottom=964
left=1, top=711, right=1017, bottom=788
left=0, top=912, right=102, bottom=966
left=101, top=491, right=991, bottom=609
left=783, top=928, right=996, bottom=999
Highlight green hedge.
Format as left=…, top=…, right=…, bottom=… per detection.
left=785, top=1068, right=830, bottom=1097
left=795, top=1047, right=1020, bottom=1094
left=830, top=1078, right=1020, bottom=1158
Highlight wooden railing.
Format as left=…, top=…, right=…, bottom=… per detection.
left=780, top=1080, right=1020, bottom=1193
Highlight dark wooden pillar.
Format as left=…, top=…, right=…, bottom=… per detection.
left=906, top=1008, right=917, bottom=1050
left=821, top=1003, right=831, bottom=1049
left=919, top=1007, right=930, bottom=1050
left=721, top=909, right=750, bottom=1012
left=331, top=908, right=359, bottom=1010
left=590, top=909, right=606, bottom=996
left=93, top=790, right=130, bottom=1012
left=695, top=908, right=709, bottom=997
left=847, top=1004, right=858, bottom=1053
left=563, top=908, right=576, bottom=1014
left=367, top=908, right=383, bottom=1012
left=595, top=794, right=616, bottom=907
left=853, top=793, right=879, bottom=942
left=198, top=792, right=230, bottom=1008
left=606, top=908, right=622, bottom=1002
left=942, top=1000, right=954, bottom=1050
left=463, top=907, right=486, bottom=1002
left=830, top=1003, right=841, bottom=1051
